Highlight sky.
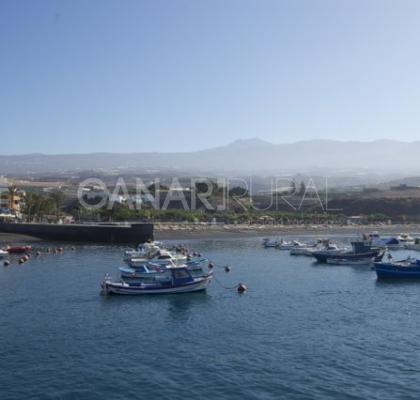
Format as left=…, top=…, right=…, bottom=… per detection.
left=1, top=0, right=420, bottom=154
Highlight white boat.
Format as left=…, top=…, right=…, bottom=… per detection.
left=276, top=240, right=306, bottom=250
left=290, top=242, right=340, bottom=256
left=397, top=233, right=414, bottom=244
left=120, top=258, right=211, bottom=280
left=101, top=266, right=212, bottom=295
left=124, top=242, right=162, bottom=260
left=0, top=249, right=8, bottom=259
left=127, top=249, right=187, bottom=267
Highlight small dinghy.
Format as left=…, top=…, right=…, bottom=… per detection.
left=101, top=266, right=212, bottom=295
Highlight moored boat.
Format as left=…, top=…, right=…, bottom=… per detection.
left=119, top=258, right=211, bottom=281
left=0, top=249, right=8, bottom=258
left=126, top=249, right=187, bottom=267
left=290, top=242, right=339, bottom=256
left=7, top=245, right=32, bottom=254
left=312, top=241, right=383, bottom=263
left=397, top=233, right=414, bottom=244
left=101, top=266, right=212, bottom=295
left=374, top=258, right=420, bottom=280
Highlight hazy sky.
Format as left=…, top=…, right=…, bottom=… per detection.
left=1, top=0, right=420, bottom=154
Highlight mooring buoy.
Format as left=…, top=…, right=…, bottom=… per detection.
left=237, top=283, right=247, bottom=293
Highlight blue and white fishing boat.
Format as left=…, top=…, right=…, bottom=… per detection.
left=101, top=266, right=212, bottom=295
left=119, top=258, right=211, bottom=281
left=374, top=257, right=420, bottom=280
left=127, top=249, right=187, bottom=267
left=124, top=241, right=162, bottom=260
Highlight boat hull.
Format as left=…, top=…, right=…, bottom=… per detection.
left=326, top=258, right=372, bottom=266
left=103, top=276, right=212, bottom=295
left=313, top=250, right=381, bottom=263
left=375, top=263, right=420, bottom=279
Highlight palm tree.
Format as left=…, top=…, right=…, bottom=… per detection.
left=48, top=190, right=66, bottom=220
left=7, top=185, right=22, bottom=211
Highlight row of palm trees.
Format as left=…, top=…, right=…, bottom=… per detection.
left=0, top=185, right=66, bottom=222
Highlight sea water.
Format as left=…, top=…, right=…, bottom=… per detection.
left=0, top=236, right=419, bottom=400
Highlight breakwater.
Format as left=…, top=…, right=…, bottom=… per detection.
left=0, top=222, right=154, bottom=244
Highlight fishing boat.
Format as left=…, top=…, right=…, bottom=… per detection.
left=101, top=266, right=212, bottom=295
left=127, top=249, right=187, bottom=267
left=290, top=241, right=338, bottom=256
left=7, top=245, right=32, bottom=254
left=374, top=258, right=420, bottom=279
left=312, top=241, right=383, bottom=263
left=119, top=258, right=211, bottom=281
left=124, top=241, right=163, bottom=260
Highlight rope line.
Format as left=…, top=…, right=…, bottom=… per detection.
left=212, top=275, right=240, bottom=290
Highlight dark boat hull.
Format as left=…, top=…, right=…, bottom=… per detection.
left=375, top=263, right=420, bottom=280
left=313, top=250, right=381, bottom=263
left=0, top=222, right=153, bottom=244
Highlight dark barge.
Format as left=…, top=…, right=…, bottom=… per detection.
left=0, top=222, right=154, bottom=244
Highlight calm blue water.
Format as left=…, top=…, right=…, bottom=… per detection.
left=0, top=236, right=419, bottom=400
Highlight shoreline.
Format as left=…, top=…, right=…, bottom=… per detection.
left=1, top=224, right=420, bottom=244
left=154, top=223, right=420, bottom=240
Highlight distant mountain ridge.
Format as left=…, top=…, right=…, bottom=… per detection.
left=1, top=138, right=420, bottom=175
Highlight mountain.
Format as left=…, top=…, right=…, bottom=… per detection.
left=1, top=138, right=420, bottom=177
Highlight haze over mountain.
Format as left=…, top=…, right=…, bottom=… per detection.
left=0, top=139, right=419, bottom=178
